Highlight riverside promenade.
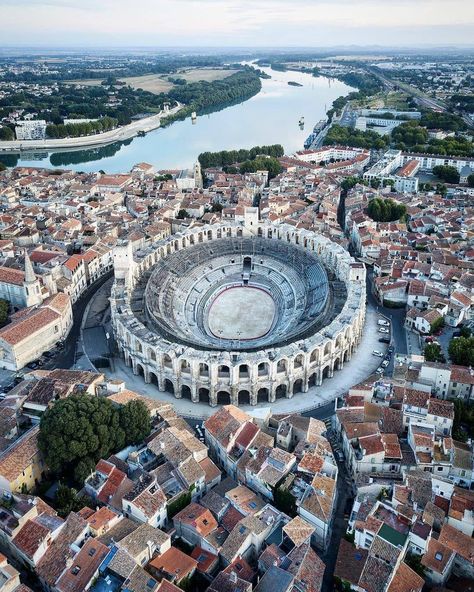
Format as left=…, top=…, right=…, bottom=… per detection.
left=0, top=104, right=182, bottom=153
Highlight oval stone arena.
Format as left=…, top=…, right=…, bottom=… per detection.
left=111, top=209, right=366, bottom=407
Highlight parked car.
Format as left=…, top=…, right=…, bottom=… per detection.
left=372, top=350, right=384, bottom=357
left=27, top=360, right=40, bottom=369
left=379, top=337, right=390, bottom=344
left=376, top=367, right=384, bottom=374
left=377, top=319, right=390, bottom=327
left=381, top=360, right=389, bottom=368
left=336, top=452, right=344, bottom=463
left=378, top=328, right=389, bottom=334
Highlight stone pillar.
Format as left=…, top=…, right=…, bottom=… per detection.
left=287, top=381, right=294, bottom=399
left=231, top=386, right=238, bottom=406
left=250, top=386, right=258, bottom=406
left=269, top=385, right=276, bottom=403
left=191, top=383, right=199, bottom=403
left=210, top=387, right=217, bottom=407
left=317, top=370, right=323, bottom=386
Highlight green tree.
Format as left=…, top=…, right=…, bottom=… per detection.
left=0, top=299, right=9, bottom=327
left=424, top=343, right=445, bottom=363
left=367, top=198, right=406, bottom=223
left=38, top=394, right=126, bottom=483
left=405, top=552, right=426, bottom=578
left=55, top=483, right=93, bottom=517
left=0, top=126, right=14, bottom=141
left=448, top=336, right=474, bottom=367
left=119, top=400, right=151, bottom=445
left=240, top=156, right=282, bottom=179
left=429, top=316, right=445, bottom=335
left=432, top=165, right=460, bottom=184
left=467, top=173, right=474, bottom=188
left=273, top=486, right=297, bottom=517
left=176, top=209, right=190, bottom=219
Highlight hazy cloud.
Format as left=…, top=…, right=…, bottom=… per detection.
left=1, top=0, right=473, bottom=46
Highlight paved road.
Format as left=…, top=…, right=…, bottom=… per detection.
left=365, top=270, right=407, bottom=376
left=0, top=106, right=182, bottom=153
left=48, top=271, right=114, bottom=371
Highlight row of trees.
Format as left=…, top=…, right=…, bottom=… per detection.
left=419, top=111, right=466, bottom=132
left=391, top=121, right=474, bottom=157
left=367, top=198, right=407, bottom=222
left=46, top=116, right=118, bottom=139
left=161, top=69, right=262, bottom=125
left=198, top=144, right=284, bottom=168
left=240, top=156, right=282, bottom=178
left=324, top=124, right=389, bottom=150
left=38, top=394, right=151, bottom=483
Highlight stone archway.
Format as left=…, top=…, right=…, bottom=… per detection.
left=136, top=363, right=145, bottom=378
left=322, top=365, right=331, bottom=380
left=149, top=372, right=159, bottom=387
left=308, top=373, right=317, bottom=387
left=199, top=388, right=210, bottom=403
left=164, top=379, right=174, bottom=395
left=217, top=391, right=231, bottom=404
left=239, top=390, right=250, bottom=405
left=293, top=379, right=304, bottom=394
left=181, top=385, right=192, bottom=400
left=276, top=384, right=287, bottom=399
left=257, top=388, right=269, bottom=402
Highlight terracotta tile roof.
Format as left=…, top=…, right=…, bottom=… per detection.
left=174, top=502, right=218, bottom=536
left=221, top=505, right=246, bottom=533
left=222, top=556, right=255, bottom=583
left=335, top=539, right=368, bottom=586
left=190, top=546, right=218, bottom=574
left=282, top=516, right=315, bottom=547
left=0, top=266, right=25, bottom=286
left=386, top=562, right=424, bottom=592
left=56, top=538, right=109, bottom=592
left=86, top=506, right=118, bottom=532
left=36, top=512, right=88, bottom=586
left=199, top=456, right=221, bottom=484
left=0, top=306, right=61, bottom=346
left=149, top=547, right=197, bottom=582
left=12, top=518, right=51, bottom=560
left=359, top=555, right=393, bottom=592
left=421, top=538, right=454, bottom=574
left=438, top=523, right=474, bottom=563
left=0, top=426, right=40, bottom=482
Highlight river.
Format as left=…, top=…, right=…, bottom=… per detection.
left=1, top=66, right=353, bottom=172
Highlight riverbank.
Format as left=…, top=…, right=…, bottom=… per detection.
left=0, top=104, right=182, bottom=153
left=2, top=66, right=354, bottom=172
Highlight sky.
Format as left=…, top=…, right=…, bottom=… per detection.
left=1, top=0, right=474, bottom=48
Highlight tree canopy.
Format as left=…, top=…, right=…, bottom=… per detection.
left=367, top=198, right=406, bottom=223
left=448, top=336, right=474, bottom=367
left=323, top=124, right=389, bottom=150
left=198, top=144, right=284, bottom=169
left=240, top=156, right=282, bottom=179
left=38, top=394, right=151, bottom=483
left=120, top=399, right=151, bottom=445
left=424, top=343, right=445, bottom=363
left=432, top=165, right=460, bottom=184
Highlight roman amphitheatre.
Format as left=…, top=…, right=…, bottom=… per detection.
left=111, top=209, right=366, bottom=407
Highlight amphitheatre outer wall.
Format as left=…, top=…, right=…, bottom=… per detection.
left=110, top=210, right=366, bottom=407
